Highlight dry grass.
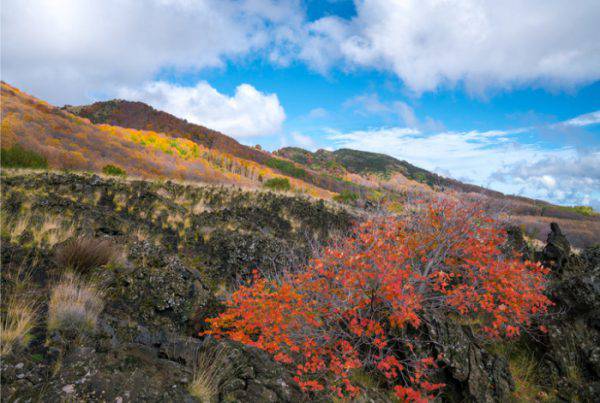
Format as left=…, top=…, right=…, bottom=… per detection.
left=1, top=297, right=37, bottom=356
left=54, top=236, right=117, bottom=274
left=1, top=268, right=38, bottom=356
left=189, top=345, right=231, bottom=403
left=47, top=273, right=104, bottom=334
left=31, top=215, right=77, bottom=247
left=11, top=214, right=31, bottom=240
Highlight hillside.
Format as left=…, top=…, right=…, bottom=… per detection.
left=0, top=171, right=351, bottom=401
left=1, top=171, right=599, bottom=401
left=2, top=81, right=598, bottom=247
left=0, top=82, right=333, bottom=198
left=277, top=147, right=543, bottom=200
left=64, top=100, right=364, bottom=196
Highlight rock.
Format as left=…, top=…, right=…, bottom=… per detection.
left=528, top=224, right=600, bottom=401
left=427, top=316, right=514, bottom=402
left=542, top=222, right=571, bottom=272
left=108, top=242, right=210, bottom=332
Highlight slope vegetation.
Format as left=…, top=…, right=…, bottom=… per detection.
left=0, top=82, right=332, bottom=198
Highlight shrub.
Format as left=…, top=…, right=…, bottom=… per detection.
left=0, top=144, right=48, bottom=169
left=263, top=177, right=291, bottom=192
left=47, top=272, right=103, bottom=334
left=102, top=164, right=126, bottom=176
left=205, top=200, right=552, bottom=401
left=1, top=297, right=37, bottom=355
left=266, top=158, right=307, bottom=179
left=55, top=236, right=117, bottom=274
left=333, top=190, right=358, bottom=205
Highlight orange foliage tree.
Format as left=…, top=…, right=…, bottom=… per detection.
left=204, top=199, right=551, bottom=401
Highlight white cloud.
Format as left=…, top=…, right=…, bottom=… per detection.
left=301, top=0, right=600, bottom=94
left=327, top=126, right=538, bottom=180
left=492, top=152, right=600, bottom=209
left=394, top=101, right=418, bottom=128
left=1, top=0, right=303, bottom=104
left=559, top=110, right=600, bottom=127
left=4, top=0, right=598, bottom=102
left=118, top=81, right=285, bottom=138
left=541, top=175, right=557, bottom=188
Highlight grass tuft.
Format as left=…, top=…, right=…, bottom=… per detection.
left=189, top=345, right=231, bottom=403
left=47, top=273, right=104, bottom=335
left=1, top=268, right=38, bottom=356
left=1, top=297, right=37, bottom=356
left=54, top=236, right=117, bottom=274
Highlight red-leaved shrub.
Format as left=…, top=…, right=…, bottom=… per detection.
left=204, top=200, right=551, bottom=401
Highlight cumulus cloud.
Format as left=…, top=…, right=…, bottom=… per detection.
left=4, top=0, right=599, bottom=102
left=492, top=152, right=600, bottom=209
left=118, top=81, right=285, bottom=138
left=301, top=0, right=600, bottom=94
left=1, top=0, right=303, bottom=104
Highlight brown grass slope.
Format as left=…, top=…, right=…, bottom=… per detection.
left=64, top=100, right=365, bottom=195
left=0, top=82, right=333, bottom=198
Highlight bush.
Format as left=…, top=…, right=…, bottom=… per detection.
left=47, top=272, right=103, bottom=334
left=263, top=177, right=291, bottom=192
left=102, top=164, right=126, bottom=176
left=1, top=144, right=48, bottom=169
left=333, top=190, right=358, bottom=204
left=205, top=200, right=552, bottom=400
left=266, top=158, right=307, bottom=179
left=55, top=236, right=117, bottom=274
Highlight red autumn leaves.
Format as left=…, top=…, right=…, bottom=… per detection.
left=203, top=200, right=551, bottom=401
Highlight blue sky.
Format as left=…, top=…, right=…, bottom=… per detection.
left=2, top=0, right=599, bottom=208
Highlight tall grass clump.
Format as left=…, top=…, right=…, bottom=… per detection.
left=47, top=273, right=103, bottom=335
left=54, top=236, right=117, bottom=274
left=1, top=268, right=38, bottom=355
left=1, top=297, right=37, bottom=355
left=189, top=346, right=231, bottom=403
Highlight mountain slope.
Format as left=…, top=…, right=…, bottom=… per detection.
left=1, top=82, right=598, bottom=246
left=64, top=101, right=365, bottom=196
left=64, top=100, right=272, bottom=166
left=277, top=147, right=523, bottom=199
left=0, top=82, right=333, bottom=198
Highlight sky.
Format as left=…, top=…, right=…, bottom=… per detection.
left=2, top=0, right=600, bottom=209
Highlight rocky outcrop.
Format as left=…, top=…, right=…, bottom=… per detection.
left=533, top=224, right=600, bottom=401
left=427, top=317, right=514, bottom=403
